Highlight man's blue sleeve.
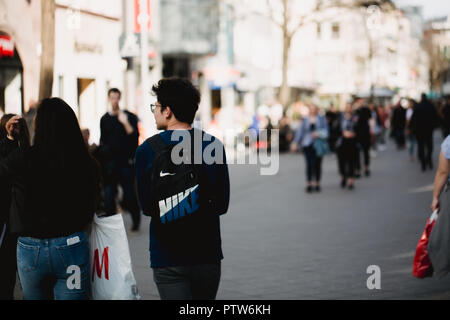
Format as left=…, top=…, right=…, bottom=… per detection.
left=135, top=143, right=152, bottom=214
left=215, top=145, right=230, bottom=216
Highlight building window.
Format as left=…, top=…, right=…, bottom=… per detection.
left=444, top=46, right=450, bottom=60
left=332, top=22, right=340, bottom=39
left=316, top=0, right=325, bottom=10
left=58, top=75, right=64, bottom=99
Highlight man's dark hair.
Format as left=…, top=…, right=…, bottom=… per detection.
left=108, top=88, right=121, bottom=98
left=421, top=93, right=428, bottom=102
left=151, top=78, right=200, bottom=124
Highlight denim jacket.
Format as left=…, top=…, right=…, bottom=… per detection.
left=294, top=115, right=329, bottom=148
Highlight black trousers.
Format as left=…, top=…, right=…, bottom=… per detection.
left=338, top=139, right=357, bottom=179
left=0, top=224, right=18, bottom=300
left=152, top=263, right=221, bottom=300
left=416, top=133, right=433, bottom=170
left=303, top=146, right=323, bottom=183
left=355, top=142, right=370, bottom=172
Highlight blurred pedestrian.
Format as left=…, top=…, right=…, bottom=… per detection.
left=0, top=114, right=30, bottom=300
left=278, top=114, right=293, bottom=153
left=100, top=88, right=141, bottom=232
left=336, top=103, right=357, bottom=190
left=431, top=134, right=450, bottom=213
left=354, top=98, right=372, bottom=177
left=441, top=96, right=450, bottom=138
left=291, top=105, right=329, bottom=192
left=368, top=101, right=381, bottom=153
left=135, top=78, right=230, bottom=300
left=0, top=98, right=100, bottom=300
left=377, top=104, right=388, bottom=151
left=325, top=103, right=341, bottom=153
left=428, top=134, right=450, bottom=277
left=406, top=99, right=417, bottom=162
left=410, top=93, right=439, bottom=172
left=391, top=100, right=407, bottom=150
left=81, top=128, right=99, bottom=155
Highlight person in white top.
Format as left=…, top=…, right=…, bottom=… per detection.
left=431, top=135, right=450, bottom=212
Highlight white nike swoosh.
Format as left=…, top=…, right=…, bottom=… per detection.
left=160, top=171, right=176, bottom=177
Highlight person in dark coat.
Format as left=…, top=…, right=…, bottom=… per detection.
left=0, top=114, right=30, bottom=299
left=325, top=103, right=341, bottom=153
left=391, top=100, right=407, bottom=150
left=410, top=93, right=439, bottom=171
left=354, top=98, right=372, bottom=177
left=100, top=88, right=141, bottom=232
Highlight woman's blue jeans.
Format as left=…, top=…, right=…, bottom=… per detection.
left=17, top=231, right=90, bottom=300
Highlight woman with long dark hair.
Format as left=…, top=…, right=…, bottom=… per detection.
left=0, top=113, right=30, bottom=299
left=0, top=98, right=99, bottom=300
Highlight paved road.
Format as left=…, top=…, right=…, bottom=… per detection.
left=14, top=133, right=450, bottom=299
left=123, top=133, right=450, bottom=300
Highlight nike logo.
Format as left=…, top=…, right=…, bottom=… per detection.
left=159, top=185, right=200, bottom=223
left=160, top=171, right=176, bottom=177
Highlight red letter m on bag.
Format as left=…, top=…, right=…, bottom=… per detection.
left=92, top=247, right=109, bottom=281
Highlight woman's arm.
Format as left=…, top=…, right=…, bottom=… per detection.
left=290, top=120, right=305, bottom=152
left=431, top=151, right=450, bottom=212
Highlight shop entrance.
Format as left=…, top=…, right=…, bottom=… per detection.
left=77, top=78, right=97, bottom=139
left=0, top=32, right=23, bottom=115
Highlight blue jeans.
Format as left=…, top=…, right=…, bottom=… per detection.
left=17, top=231, right=90, bottom=300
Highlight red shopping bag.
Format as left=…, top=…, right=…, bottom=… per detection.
left=413, top=210, right=439, bottom=278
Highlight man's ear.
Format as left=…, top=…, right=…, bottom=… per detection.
left=164, top=106, right=173, bottom=119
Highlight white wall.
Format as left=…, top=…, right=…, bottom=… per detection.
left=52, top=5, right=124, bottom=144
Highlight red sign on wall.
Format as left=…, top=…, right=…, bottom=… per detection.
left=134, top=0, right=151, bottom=34
left=0, top=35, right=14, bottom=58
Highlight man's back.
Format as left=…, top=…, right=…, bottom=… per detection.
left=412, top=100, right=438, bottom=136
left=135, top=129, right=230, bottom=268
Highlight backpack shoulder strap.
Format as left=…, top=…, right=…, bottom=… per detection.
left=146, top=134, right=167, bottom=155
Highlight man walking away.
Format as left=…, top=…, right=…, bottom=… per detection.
left=391, top=100, right=407, bottom=150
left=135, top=78, right=230, bottom=300
left=354, top=98, right=372, bottom=177
left=100, top=88, right=141, bottom=232
left=410, top=93, right=439, bottom=172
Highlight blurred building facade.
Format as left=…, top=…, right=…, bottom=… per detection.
left=424, top=15, right=450, bottom=97
left=53, top=0, right=124, bottom=144
left=0, top=0, right=125, bottom=144
left=0, top=0, right=41, bottom=116
left=229, top=0, right=429, bottom=112
left=0, top=0, right=433, bottom=141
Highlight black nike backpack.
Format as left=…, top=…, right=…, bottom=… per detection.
left=144, top=129, right=217, bottom=259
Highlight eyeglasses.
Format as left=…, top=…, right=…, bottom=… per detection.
left=150, top=103, right=159, bottom=114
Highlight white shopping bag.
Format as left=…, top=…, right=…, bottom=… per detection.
left=89, top=214, right=141, bottom=300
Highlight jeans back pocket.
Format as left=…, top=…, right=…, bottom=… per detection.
left=55, top=239, right=89, bottom=271
left=17, top=241, right=40, bottom=273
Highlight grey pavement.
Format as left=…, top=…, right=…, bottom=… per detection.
left=14, top=132, right=450, bottom=299
left=124, top=132, right=450, bottom=300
